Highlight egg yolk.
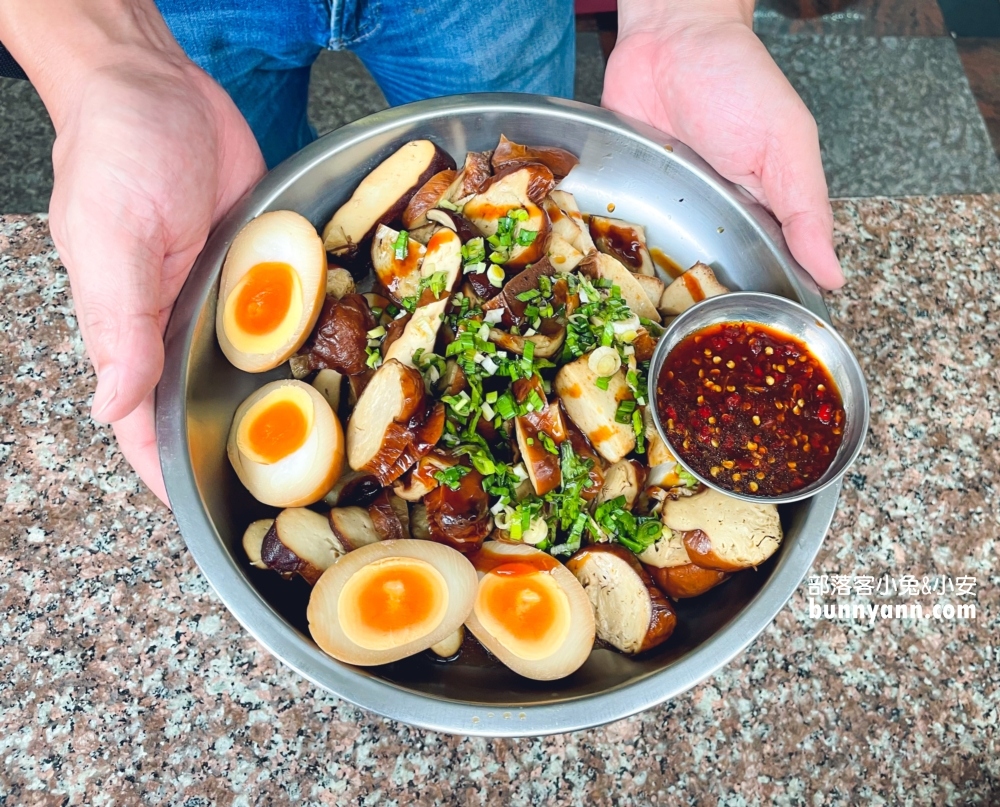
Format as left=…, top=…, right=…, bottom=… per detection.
left=338, top=558, right=448, bottom=651
left=236, top=385, right=314, bottom=465
left=223, top=260, right=305, bottom=355
left=233, top=262, right=296, bottom=335
left=245, top=399, right=308, bottom=463
left=474, top=565, right=570, bottom=661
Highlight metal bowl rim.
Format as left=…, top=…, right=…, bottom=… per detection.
left=156, top=93, right=842, bottom=737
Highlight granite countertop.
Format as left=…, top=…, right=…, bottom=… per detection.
left=1, top=197, right=997, bottom=805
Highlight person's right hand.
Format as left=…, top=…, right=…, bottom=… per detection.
left=48, top=58, right=265, bottom=503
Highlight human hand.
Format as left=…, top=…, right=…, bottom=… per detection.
left=45, top=58, right=264, bottom=503
left=603, top=1, right=845, bottom=289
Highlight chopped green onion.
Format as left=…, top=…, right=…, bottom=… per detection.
left=393, top=230, right=409, bottom=261
left=495, top=393, right=516, bottom=420
left=678, top=468, right=699, bottom=488
left=434, top=466, right=470, bottom=490
left=539, top=432, right=559, bottom=455
left=516, top=228, right=538, bottom=247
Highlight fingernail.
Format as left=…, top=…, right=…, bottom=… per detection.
left=91, top=366, right=118, bottom=422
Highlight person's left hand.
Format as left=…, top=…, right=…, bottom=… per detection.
left=603, top=1, right=845, bottom=290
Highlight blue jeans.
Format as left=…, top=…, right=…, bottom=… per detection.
left=156, top=0, right=576, bottom=168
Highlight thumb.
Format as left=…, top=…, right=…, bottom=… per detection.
left=759, top=100, right=845, bottom=291
left=55, top=208, right=166, bottom=424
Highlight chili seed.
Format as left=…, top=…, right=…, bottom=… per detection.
left=711, top=466, right=721, bottom=477
left=696, top=395, right=705, bottom=404
left=797, top=398, right=805, bottom=408
left=732, top=473, right=742, bottom=482
left=776, top=364, right=786, bottom=373
left=749, top=482, right=759, bottom=492
left=752, top=415, right=761, bottom=426
left=722, top=460, right=735, bottom=469
left=746, top=441, right=758, bottom=451
left=764, top=345, right=772, bottom=354
left=756, top=472, right=766, bottom=480
left=711, top=439, right=719, bottom=447
left=726, top=360, right=735, bottom=369
left=704, top=348, right=712, bottom=357
left=708, top=417, right=717, bottom=424
left=765, top=376, right=775, bottom=385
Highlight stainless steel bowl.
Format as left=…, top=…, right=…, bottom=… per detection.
left=647, top=292, right=869, bottom=504
left=157, top=94, right=845, bottom=737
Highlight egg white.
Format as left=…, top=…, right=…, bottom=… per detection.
left=228, top=380, right=344, bottom=507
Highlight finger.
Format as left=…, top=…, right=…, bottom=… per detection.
left=759, top=97, right=845, bottom=290
left=113, top=393, right=169, bottom=506
left=52, top=198, right=167, bottom=423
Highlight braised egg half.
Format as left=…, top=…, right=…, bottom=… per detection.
left=307, top=540, right=477, bottom=665
left=217, top=210, right=326, bottom=372
left=227, top=379, right=344, bottom=507
left=465, top=541, right=595, bottom=680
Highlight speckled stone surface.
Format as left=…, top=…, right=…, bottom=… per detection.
left=763, top=35, right=1000, bottom=197
left=1, top=198, right=998, bottom=804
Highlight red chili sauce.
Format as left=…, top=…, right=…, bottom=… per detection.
left=655, top=321, right=845, bottom=496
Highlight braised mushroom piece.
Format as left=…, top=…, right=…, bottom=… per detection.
left=292, top=293, right=377, bottom=377
left=491, top=135, right=580, bottom=179
left=660, top=487, right=783, bottom=571
left=658, top=262, right=729, bottom=315
left=260, top=507, right=346, bottom=585
left=346, top=359, right=444, bottom=485
left=463, top=164, right=553, bottom=271
left=423, top=466, right=492, bottom=552
left=588, top=215, right=654, bottom=276
left=566, top=544, right=677, bottom=654
left=646, top=563, right=730, bottom=600
left=322, top=139, right=456, bottom=258
left=555, top=354, right=636, bottom=464
left=512, top=375, right=567, bottom=496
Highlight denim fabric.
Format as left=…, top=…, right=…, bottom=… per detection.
left=156, top=0, right=576, bottom=168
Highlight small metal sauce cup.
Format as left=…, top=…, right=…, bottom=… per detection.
left=647, top=291, right=870, bottom=505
